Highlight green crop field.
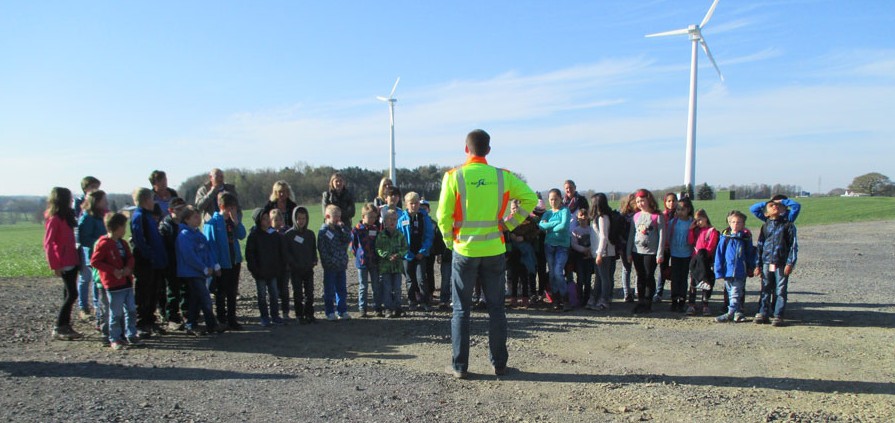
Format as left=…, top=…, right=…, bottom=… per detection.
left=2, top=197, right=891, bottom=278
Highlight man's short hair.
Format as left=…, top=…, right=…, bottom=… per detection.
left=104, top=212, right=128, bottom=233
left=81, top=176, right=101, bottom=192
left=386, top=186, right=402, bottom=197
left=218, top=192, right=238, bottom=208
left=466, top=129, right=491, bottom=156
left=149, top=170, right=167, bottom=185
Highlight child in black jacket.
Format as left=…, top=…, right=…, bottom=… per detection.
left=284, top=207, right=318, bottom=323
left=245, top=208, right=287, bottom=327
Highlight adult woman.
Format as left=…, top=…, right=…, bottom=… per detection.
left=321, top=172, right=355, bottom=226
left=263, top=180, right=298, bottom=228
left=373, top=177, right=393, bottom=208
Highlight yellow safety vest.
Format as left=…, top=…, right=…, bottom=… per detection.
left=436, top=157, right=538, bottom=258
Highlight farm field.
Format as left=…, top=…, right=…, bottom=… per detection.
left=2, top=196, right=893, bottom=278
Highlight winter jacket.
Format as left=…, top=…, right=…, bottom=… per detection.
left=158, top=214, right=179, bottom=271
left=203, top=211, right=245, bottom=270
left=626, top=211, right=665, bottom=257
left=668, top=217, right=694, bottom=258
left=317, top=223, right=352, bottom=270
left=176, top=223, right=219, bottom=279
left=321, top=188, right=355, bottom=225
left=562, top=192, right=589, bottom=215
left=351, top=221, right=381, bottom=269
left=569, top=219, right=593, bottom=256
left=77, top=212, right=107, bottom=257
left=246, top=226, right=287, bottom=280
left=44, top=214, right=79, bottom=270
left=689, top=226, right=720, bottom=258
left=131, top=207, right=169, bottom=269
left=539, top=208, right=571, bottom=248
left=376, top=228, right=408, bottom=274
left=397, top=209, right=434, bottom=260
left=757, top=217, right=798, bottom=267
left=91, top=235, right=135, bottom=291
left=714, top=228, right=756, bottom=280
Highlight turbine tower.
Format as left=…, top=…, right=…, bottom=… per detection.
left=646, top=0, right=724, bottom=198
left=377, top=77, right=400, bottom=186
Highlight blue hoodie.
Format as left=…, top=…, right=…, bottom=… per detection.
left=203, top=211, right=246, bottom=269
left=714, top=228, right=756, bottom=280
left=176, top=223, right=218, bottom=278
left=397, top=208, right=434, bottom=260
left=131, top=207, right=168, bottom=269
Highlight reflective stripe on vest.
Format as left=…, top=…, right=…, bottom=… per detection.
left=453, top=167, right=505, bottom=242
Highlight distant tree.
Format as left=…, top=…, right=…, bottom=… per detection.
left=848, top=172, right=893, bottom=196
left=827, top=188, right=846, bottom=197
left=696, top=183, right=714, bottom=200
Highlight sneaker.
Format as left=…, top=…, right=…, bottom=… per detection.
left=595, top=301, right=609, bottom=311
left=702, top=305, right=712, bottom=316
left=754, top=313, right=769, bottom=324
left=136, top=328, right=152, bottom=339
left=585, top=300, right=597, bottom=310
left=715, top=313, right=732, bottom=323
left=733, top=312, right=746, bottom=323
left=338, top=312, right=351, bottom=321
left=632, top=304, right=647, bottom=315
left=168, top=321, right=185, bottom=332
left=52, top=326, right=83, bottom=341
left=272, top=317, right=285, bottom=325
left=212, top=325, right=227, bottom=334
left=696, top=281, right=712, bottom=291
left=185, top=328, right=204, bottom=337
left=79, top=309, right=93, bottom=321
left=439, top=303, right=451, bottom=311
left=445, top=366, right=468, bottom=380
left=375, top=310, right=385, bottom=318
left=228, top=323, right=244, bottom=331
left=652, top=294, right=662, bottom=303
left=326, top=313, right=337, bottom=322
left=259, top=318, right=272, bottom=327
left=685, top=305, right=696, bottom=316
left=360, top=310, right=369, bottom=318
left=520, top=297, right=530, bottom=309
left=151, top=324, right=168, bottom=335
left=494, top=366, right=508, bottom=376
left=771, top=317, right=785, bottom=327
left=624, top=294, right=635, bottom=303
left=111, top=341, right=127, bottom=350
left=101, top=337, right=111, bottom=347
left=305, top=314, right=318, bottom=324
left=126, top=336, right=145, bottom=347
left=385, top=310, right=395, bottom=319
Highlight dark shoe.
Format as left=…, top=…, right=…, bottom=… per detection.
left=375, top=310, right=385, bottom=318
left=771, top=317, right=785, bottom=327
left=446, top=366, right=468, bottom=380
left=228, top=323, right=244, bottom=331
left=151, top=324, right=168, bottom=335
left=494, top=366, right=508, bottom=376
left=754, top=313, right=769, bottom=324
left=632, top=304, right=646, bottom=315
left=126, top=336, right=145, bottom=347
left=624, top=294, right=635, bottom=303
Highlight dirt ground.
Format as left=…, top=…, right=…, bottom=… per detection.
left=1, top=221, right=893, bottom=422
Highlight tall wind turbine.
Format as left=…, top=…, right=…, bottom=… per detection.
left=646, top=0, right=724, bottom=198
left=377, top=77, right=400, bottom=186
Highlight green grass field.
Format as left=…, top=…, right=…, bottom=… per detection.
left=3, top=196, right=892, bottom=278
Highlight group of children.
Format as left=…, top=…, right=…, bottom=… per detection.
left=42, top=173, right=802, bottom=349
left=520, top=184, right=800, bottom=327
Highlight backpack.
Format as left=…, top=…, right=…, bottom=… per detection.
left=607, top=210, right=627, bottom=248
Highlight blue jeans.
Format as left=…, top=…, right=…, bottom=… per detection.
left=96, top=286, right=110, bottom=339
left=186, top=277, right=218, bottom=330
left=723, top=278, right=746, bottom=315
left=593, top=257, right=617, bottom=303
left=380, top=272, right=403, bottom=311
left=255, top=278, right=280, bottom=320
left=357, top=268, right=380, bottom=312
left=759, top=264, right=790, bottom=318
left=322, top=269, right=348, bottom=315
left=106, top=287, right=138, bottom=342
left=544, top=244, right=568, bottom=297
left=77, top=246, right=98, bottom=312
left=439, top=257, right=452, bottom=304
left=450, top=251, right=508, bottom=372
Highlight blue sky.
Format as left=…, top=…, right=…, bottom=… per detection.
left=1, top=1, right=893, bottom=196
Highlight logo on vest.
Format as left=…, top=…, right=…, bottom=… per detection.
left=473, top=179, right=488, bottom=188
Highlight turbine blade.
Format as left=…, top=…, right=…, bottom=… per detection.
left=645, top=28, right=690, bottom=38
left=389, top=77, right=400, bottom=98
left=700, top=0, right=721, bottom=28
left=700, top=39, right=724, bottom=81
left=376, top=96, right=389, bottom=102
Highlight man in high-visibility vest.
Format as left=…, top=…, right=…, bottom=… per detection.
left=436, top=129, right=538, bottom=379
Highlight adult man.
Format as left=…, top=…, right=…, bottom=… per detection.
left=194, top=168, right=239, bottom=222
left=436, top=129, right=538, bottom=379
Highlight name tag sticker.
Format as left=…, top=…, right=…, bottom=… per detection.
left=368, top=230, right=378, bottom=237
left=769, top=264, right=777, bottom=272
left=325, top=231, right=335, bottom=240
left=401, top=220, right=409, bottom=227
left=294, top=236, right=304, bottom=244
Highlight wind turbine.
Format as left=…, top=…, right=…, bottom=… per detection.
left=646, top=0, right=724, bottom=198
left=377, top=77, right=400, bottom=186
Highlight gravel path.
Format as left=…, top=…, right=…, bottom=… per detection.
left=1, top=221, right=893, bottom=422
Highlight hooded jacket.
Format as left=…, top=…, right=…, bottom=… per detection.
left=245, top=208, right=287, bottom=280
left=757, top=217, right=798, bottom=267
left=284, top=207, right=318, bottom=272
left=351, top=220, right=381, bottom=269
left=317, top=220, right=352, bottom=270
left=176, top=222, right=218, bottom=279
left=203, top=210, right=245, bottom=269
left=91, top=235, right=135, bottom=290
left=714, top=228, right=756, bottom=280
left=397, top=208, right=434, bottom=260
left=131, top=207, right=169, bottom=269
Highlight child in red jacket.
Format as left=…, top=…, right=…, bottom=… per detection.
left=44, top=187, right=82, bottom=341
left=91, top=213, right=144, bottom=350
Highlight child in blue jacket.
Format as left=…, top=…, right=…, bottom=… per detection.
left=203, top=192, right=246, bottom=330
left=714, top=210, right=756, bottom=323
left=176, top=206, right=225, bottom=335
left=397, top=192, right=434, bottom=311
left=754, top=197, right=799, bottom=327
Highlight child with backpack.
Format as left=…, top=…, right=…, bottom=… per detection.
left=714, top=210, right=756, bottom=323
left=351, top=203, right=382, bottom=317
left=586, top=193, right=619, bottom=310
left=754, top=197, right=799, bottom=327
left=687, top=209, right=719, bottom=316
